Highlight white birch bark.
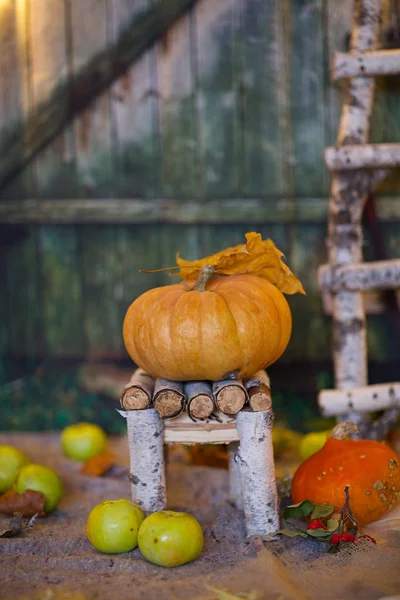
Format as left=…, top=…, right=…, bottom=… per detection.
left=236, top=410, right=279, bottom=539
left=126, top=409, right=166, bottom=514
left=326, top=0, right=387, bottom=429
left=332, top=49, right=400, bottom=80
left=325, top=143, right=400, bottom=171
left=319, top=259, right=400, bottom=292
left=319, top=382, right=400, bottom=415
left=228, top=441, right=244, bottom=511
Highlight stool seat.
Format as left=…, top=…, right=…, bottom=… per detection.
left=164, top=412, right=239, bottom=445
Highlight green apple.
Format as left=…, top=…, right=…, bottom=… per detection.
left=0, top=445, right=31, bottom=494
left=15, top=464, right=63, bottom=513
left=61, top=422, right=107, bottom=461
left=138, top=510, right=203, bottom=567
left=86, top=499, right=145, bottom=554
left=299, top=430, right=330, bottom=461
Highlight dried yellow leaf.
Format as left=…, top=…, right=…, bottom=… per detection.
left=175, top=232, right=305, bottom=295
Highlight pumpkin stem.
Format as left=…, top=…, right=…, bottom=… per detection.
left=193, top=264, right=216, bottom=292
left=330, top=420, right=359, bottom=440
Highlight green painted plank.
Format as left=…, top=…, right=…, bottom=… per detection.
left=194, top=0, right=241, bottom=196
left=158, top=224, right=203, bottom=286
left=80, top=225, right=124, bottom=358
left=241, top=0, right=287, bottom=196
left=40, top=225, right=84, bottom=356
left=0, top=228, right=11, bottom=355
left=118, top=224, right=165, bottom=364
left=289, top=0, right=327, bottom=196
left=0, top=0, right=25, bottom=200
left=5, top=225, right=43, bottom=357
left=370, top=6, right=400, bottom=194
left=112, top=0, right=160, bottom=198
left=29, top=0, right=76, bottom=198
left=157, top=10, right=199, bottom=198
left=324, top=0, right=353, bottom=147
left=285, top=222, right=330, bottom=362
left=70, top=0, right=115, bottom=197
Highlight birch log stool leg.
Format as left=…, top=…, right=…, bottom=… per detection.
left=126, top=409, right=166, bottom=514
left=228, top=442, right=244, bottom=510
left=236, top=410, right=279, bottom=539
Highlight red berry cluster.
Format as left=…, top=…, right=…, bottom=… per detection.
left=308, top=519, right=326, bottom=530
left=330, top=533, right=356, bottom=546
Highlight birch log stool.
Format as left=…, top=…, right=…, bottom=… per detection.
left=118, top=368, right=279, bottom=539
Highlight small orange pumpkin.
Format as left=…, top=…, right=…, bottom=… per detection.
left=291, top=422, right=400, bottom=526
left=123, top=267, right=292, bottom=382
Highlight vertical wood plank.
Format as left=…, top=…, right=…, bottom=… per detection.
left=111, top=0, right=160, bottom=197
left=159, top=224, right=203, bottom=287
left=325, top=1, right=353, bottom=147
left=288, top=0, right=326, bottom=196
left=3, top=1, right=42, bottom=358
left=241, top=0, right=286, bottom=197
left=29, top=0, right=75, bottom=197
left=40, top=225, right=83, bottom=356
left=70, top=0, right=114, bottom=197
left=70, top=0, right=118, bottom=357
left=194, top=0, right=240, bottom=196
left=80, top=225, right=124, bottom=358
left=5, top=225, right=43, bottom=356
left=0, top=0, right=24, bottom=199
left=157, top=9, right=199, bottom=199
left=370, top=2, right=400, bottom=193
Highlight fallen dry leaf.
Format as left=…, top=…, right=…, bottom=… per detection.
left=0, top=512, right=38, bottom=537
left=0, top=489, right=46, bottom=516
left=81, top=452, right=116, bottom=477
left=175, top=232, right=305, bottom=295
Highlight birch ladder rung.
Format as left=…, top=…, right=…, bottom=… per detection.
left=332, top=49, right=400, bottom=81
left=319, top=382, right=400, bottom=416
left=318, top=259, right=400, bottom=292
left=325, top=143, right=400, bottom=171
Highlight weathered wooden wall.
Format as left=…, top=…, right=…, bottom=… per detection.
left=0, top=0, right=399, bottom=367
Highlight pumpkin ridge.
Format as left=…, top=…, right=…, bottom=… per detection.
left=213, top=287, right=241, bottom=369
left=146, top=287, right=183, bottom=377
left=240, top=280, right=283, bottom=364
left=247, top=276, right=291, bottom=364
left=168, top=290, right=192, bottom=380
left=215, top=282, right=278, bottom=376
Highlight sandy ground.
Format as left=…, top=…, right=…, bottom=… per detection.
left=1, top=432, right=400, bottom=600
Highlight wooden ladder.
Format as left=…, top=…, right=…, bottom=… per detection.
left=317, top=0, right=400, bottom=439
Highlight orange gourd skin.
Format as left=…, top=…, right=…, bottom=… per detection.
left=123, top=274, right=292, bottom=382
left=291, top=437, right=400, bottom=526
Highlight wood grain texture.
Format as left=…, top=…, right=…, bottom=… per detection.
left=157, top=8, right=200, bottom=199
left=0, top=0, right=24, bottom=199
left=194, top=0, right=240, bottom=196
left=29, top=0, right=75, bottom=198
left=40, top=225, right=84, bottom=356
left=4, top=225, right=43, bottom=356
left=70, top=0, right=113, bottom=198
left=0, top=0, right=198, bottom=192
left=111, top=0, right=160, bottom=198
left=289, top=0, right=327, bottom=196
left=241, top=0, right=287, bottom=196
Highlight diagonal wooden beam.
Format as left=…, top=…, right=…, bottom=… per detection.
left=0, top=0, right=198, bottom=192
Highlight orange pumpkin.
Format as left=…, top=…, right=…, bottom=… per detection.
left=123, top=267, right=292, bottom=382
left=291, top=423, right=400, bottom=526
